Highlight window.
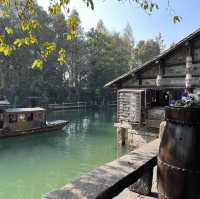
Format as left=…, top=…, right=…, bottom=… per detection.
left=27, top=113, right=33, bottom=121
left=38, top=112, right=44, bottom=121
left=18, top=113, right=26, bottom=121
left=9, top=114, right=17, bottom=123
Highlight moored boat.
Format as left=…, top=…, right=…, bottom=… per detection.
left=0, top=107, right=68, bottom=138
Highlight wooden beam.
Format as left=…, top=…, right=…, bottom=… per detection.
left=43, top=139, right=159, bottom=199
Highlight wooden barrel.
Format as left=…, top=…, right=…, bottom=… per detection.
left=157, top=107, right=200, bottom=199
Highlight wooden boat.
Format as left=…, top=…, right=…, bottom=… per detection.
left=0, top=107, right=68, bottom=138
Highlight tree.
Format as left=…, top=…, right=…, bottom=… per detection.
left=0, top=0, right=180, bottom=69
left=123, top=23, right=134, bottom=70
left=134, top=39, right=161, bottom=65
left=86, top=22, right=133, bottom=103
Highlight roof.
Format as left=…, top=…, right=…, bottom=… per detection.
left=5, top=107, right=45, bottom=113
left=105, top=27, right=200, bottom=88
left=0, top=100, right=10, bottom=105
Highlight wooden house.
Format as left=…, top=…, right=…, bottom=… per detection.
left=105, top=28, right=200, bottom=147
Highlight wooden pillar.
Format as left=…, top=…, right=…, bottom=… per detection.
left=156, top=60, right=164, bottom=87
left=185, top=55, right=193, bottom=89
left=117, top=127, right=126, bottom=145
left=185, top=43, right=193, bottom=90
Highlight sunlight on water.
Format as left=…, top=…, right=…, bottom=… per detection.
left=0, top=109, right=127, bottom=199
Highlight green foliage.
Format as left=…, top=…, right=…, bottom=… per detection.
left=0, top=0, right=181, bottom=71
left=5, top=26, right=13, bottom=35
left=134, top=39, right=161, bottom=64
left=0, top=3, right=165, bottom=104
left=175, top=99, right=200, bottom=108
left=173, top=16, right=182, bottom=24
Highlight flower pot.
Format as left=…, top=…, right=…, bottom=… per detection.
left=157, top=106, right=200, bottom=199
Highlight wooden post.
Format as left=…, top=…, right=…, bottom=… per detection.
left=117, top=127, right=126, bottom=145
left=185, top=56, right=193, bottom=89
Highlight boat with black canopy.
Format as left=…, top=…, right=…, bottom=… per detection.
left=0, top=107, right=68, bottom=138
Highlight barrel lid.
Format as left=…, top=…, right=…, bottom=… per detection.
left=165, top=106, right=200, bottom=125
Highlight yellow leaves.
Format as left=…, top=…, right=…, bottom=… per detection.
left=28, top=34, right=38, bottom=45
left=66, top=15, right=80, bottom=41
left=48, top=3, right=61, bottom=16
left=0, top=33, right=14, bottom=56
left=5, top=26, right=13, bottom=35
left=0, top=44, right=14, bottom=56
left=66, top=31, right=78, bottom=41
left=67, top=15, right=80, bottom=30
left=32, top=59, right=43, bottom=69
left=13, top=38, right=24, bottom=47
left=0, top=34, right=5, bottom=44
left=20, top=21, right=31, bottom=32
left=13, top=34, right=38, bottom=47
left=0, top=0, right=9, bottom=6
left=31, top=20, right=42, bottom=30
left=57, top=48, right=66, bottom=65
left=0, top=10, right=10, bottom=17
left=24, top=0, right=36, bottom=16
left=42, top=42, right=57, bottom=59
left=20, top=20, right=41, bottom=33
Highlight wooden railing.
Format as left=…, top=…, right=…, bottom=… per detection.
left=42, top=139, right=159, bottom=199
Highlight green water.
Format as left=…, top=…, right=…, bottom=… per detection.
left=0, top=109, right=127, bottom=199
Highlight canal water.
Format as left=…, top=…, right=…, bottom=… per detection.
left=0, top=109, right=127, bottom=199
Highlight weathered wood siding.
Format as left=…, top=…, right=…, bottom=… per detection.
left=141, top=79, right=156, bottom=87
left=139, top=63, right=159, bottom=78
left=165, top=46, right=187, bottom=66
left=121, top=78, right=139, bottom=88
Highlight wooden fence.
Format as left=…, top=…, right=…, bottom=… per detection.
left=48, top=101, right=117, bottom=111
left=48, top=102, right=89, bottom=111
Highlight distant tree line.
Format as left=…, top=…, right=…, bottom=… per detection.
left=0, top=4, right=164, bottom=105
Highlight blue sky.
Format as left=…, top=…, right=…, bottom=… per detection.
left=37, top=0, right=200, bottom=47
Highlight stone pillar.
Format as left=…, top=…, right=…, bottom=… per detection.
left=117, top=127, right=126, bottom=145
left=128, top=129, right=157, bottom=150
left=185, top=56, right=193, bottom=89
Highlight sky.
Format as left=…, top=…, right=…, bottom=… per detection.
left=37, top=0, right=200, bottom=47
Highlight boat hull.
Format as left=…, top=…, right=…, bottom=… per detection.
left=0, top=120, right=68, bottom=138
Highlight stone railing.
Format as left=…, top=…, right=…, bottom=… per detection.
left=42, top=139, right=159, bottom=199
